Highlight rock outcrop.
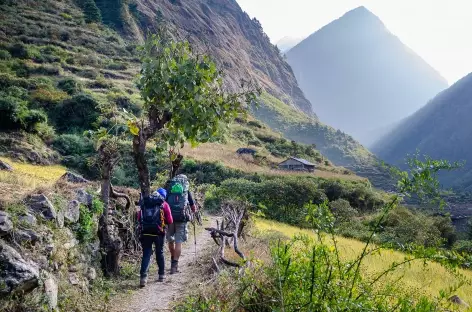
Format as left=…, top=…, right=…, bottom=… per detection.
left=0, top=241, right=39, bottom=297
left=0, top=211, right=13, bottom=237
left=27, top=194, right=57, bottom=220
left=14, top=229, right=40, bottom=245
left=44, top=275, right=58, bottom=311
left=65, top=200, right=80, bottom=224
left=0, top=159, right=13, bottom=171
left=61, top=172, right=89, bottom=184
left=76, top=188, right=93, bottom=206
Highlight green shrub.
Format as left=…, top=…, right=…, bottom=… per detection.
left=34, top=122, right=56, bottom=142
left=77, top=68, right=99, bottom=79
left=53, top=134, right=97, bottom=180
left=232, top=127, right=255, bottom=142
left=11, top=60, right=30, bottom=77
left=60, top=12, right=73, bottom=20
left=248, top=139, right=262, bottom=147
left=453, top=240, right=472, bottom=254
left=0, top=73, right=38, bottom=90
left=31, top=64, right=61, bottom=76
left=329, top=198, right=357, bottom=223
left=0, top=50, right=11, bottom=60
left=87, top=77, right=112, bottom=88
left=91, top=197, right=104, bottom=215
left=53, top=134, right=94, bottom=155
left=205, top=176, right=324, bottom=226
left=254, top=131, right=278, bottom=143
left=106, top=62, right=127, bottom=70
left=375, top=207, right=445, bottom=247
left=180, top=161, right=258, bottom=186
left=8, top=43, right=30, bottom=59
left=0, top=94, right=47, bottom=132
left=60, top=30, right=71, bottom=42
left=108, top=93, right=141, bottom=115
left=247, top=120, right=263, bottom=128
left=57, top=77, right=82, bottom=95
left=31, top=87, right=69, bottom=108
left=73, top=204, right=96, bottom=243
left=52, top=93, right=100, bottom=132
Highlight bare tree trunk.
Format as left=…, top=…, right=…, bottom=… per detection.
left=99, top=163, right=121, bottom=277
left=133, top=133, right=151, bottom=197
left=170, top=154, right=184, bottom=179
left=206, top=200, right=249, bottom=269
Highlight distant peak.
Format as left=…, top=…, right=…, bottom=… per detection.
left=339, top=5, right=384, bottom=27
left=346, top=6, right=374, bottom=15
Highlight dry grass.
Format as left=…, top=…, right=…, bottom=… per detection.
left=255, top=218, right=472, bottom=305
left=181, top=143, right=366, bottom=182
left=0, top=157, right=66, bottom=203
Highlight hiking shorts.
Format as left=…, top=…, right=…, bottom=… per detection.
left=166, top=222, right=188, bottom=244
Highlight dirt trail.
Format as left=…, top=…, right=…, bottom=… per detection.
left=111, top=216, right=216, bottom=312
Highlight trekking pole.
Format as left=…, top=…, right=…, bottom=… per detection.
left=193, top=219, right=197, bottom=264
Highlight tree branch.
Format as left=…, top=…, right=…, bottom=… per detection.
left=110, top=184, right=132, bottom=210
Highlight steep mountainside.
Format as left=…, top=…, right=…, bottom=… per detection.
left=286, top=6, right=448, bottom=146
left=372, top=72, right=472, bottom=191
left=132, top=0, right=313, bottom=114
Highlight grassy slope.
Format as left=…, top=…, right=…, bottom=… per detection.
left=0, top=156, right=65, bottom=204
left=254, top=93, right=395, bottom=190
left=256, top=218, right=472, bottom=303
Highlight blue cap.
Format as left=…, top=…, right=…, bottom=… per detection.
left=157, top=188, right=167, bottom=198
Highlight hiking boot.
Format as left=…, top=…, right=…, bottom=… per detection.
left=170, top=260, right=179, bottom=274
left=140, top=277, right=147, bottom=288
left=158, top=275, right=165, bottom=282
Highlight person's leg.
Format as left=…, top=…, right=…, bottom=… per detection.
left=139, top=236, right=153, bottom=287
left=166, top=223, right=176, bottom=262
left=173, top=242, right=182, bottom=260
left=155, top=235, right=165, bottom=281
left=170, top=222, right=188, bottom=274
left=168, top=241, right=175, bottom=260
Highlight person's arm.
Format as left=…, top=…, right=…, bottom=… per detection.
left=163, top=202, right=173, bottom=225
left=188, top=191, right=197, bottom=212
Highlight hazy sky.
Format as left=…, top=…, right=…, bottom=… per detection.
left=236, top=0, right=472, bottom=84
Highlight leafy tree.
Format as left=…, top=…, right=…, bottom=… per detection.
left=94, top=0, right=124, bottom=29
left=130, top=34, right=258, bottom=196
left=78, top=0, right=102, bottom=23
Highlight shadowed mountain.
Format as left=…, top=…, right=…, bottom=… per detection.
left=286, top=6, right=448, bottom=146
left=372, top=72, right=472, bottom=191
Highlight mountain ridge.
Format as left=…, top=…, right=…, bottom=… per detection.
left=286, top=6, right=448, bottom=146
left=372, top=71, right=472, bottom=190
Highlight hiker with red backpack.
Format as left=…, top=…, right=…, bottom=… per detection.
left=165, top=174, right=197, bottom=274
left=138, top=188, right=173, bottom=287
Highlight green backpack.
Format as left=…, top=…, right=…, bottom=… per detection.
left=166, top=175, right=190, bottom=222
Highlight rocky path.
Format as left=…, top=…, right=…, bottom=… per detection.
left=110, top=216, right=216, bottom=312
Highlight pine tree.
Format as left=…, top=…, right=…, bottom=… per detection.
left=78, top=0, right=102, bottom=23
left=94, top=0, right=125, bottom=30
